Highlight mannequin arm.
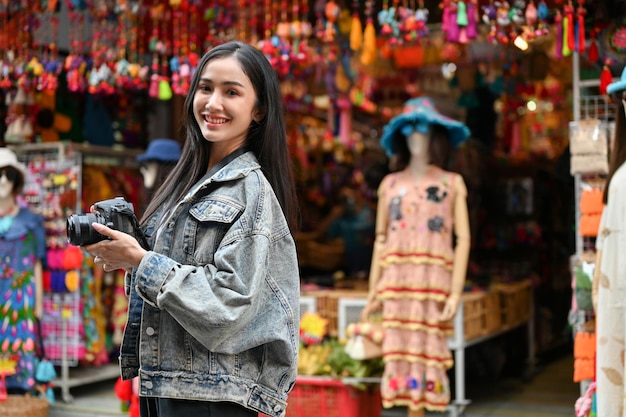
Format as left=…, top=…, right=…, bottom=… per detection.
left=440, top=175, right=471, bottom=321
left=34, top=260, right=43, bottom=319
left=361, top=183, right=388, bottom=321
left=592, top=249, right=602, bottom=312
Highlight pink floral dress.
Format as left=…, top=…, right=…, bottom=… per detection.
left=374, top=165, right=465, bottom=412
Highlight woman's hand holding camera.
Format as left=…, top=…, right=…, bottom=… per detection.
left=84, top=222, right=147, bottom=272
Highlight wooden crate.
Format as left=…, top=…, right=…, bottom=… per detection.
left=302, top=290, right=369, bottom=338
left=462, top=291, right=502, bottom=341
left=493, top=280, right=532, bottom=329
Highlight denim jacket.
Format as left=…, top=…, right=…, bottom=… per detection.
left=119, top=151, right=300, bottom=417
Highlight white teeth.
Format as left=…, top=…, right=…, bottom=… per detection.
left=204, top=116, right=228, bottom=124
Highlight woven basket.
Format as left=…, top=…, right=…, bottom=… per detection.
left=0, top=395, right=49, bottom=417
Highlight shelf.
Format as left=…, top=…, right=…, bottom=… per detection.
left=53, top=363, right=120, bottom=403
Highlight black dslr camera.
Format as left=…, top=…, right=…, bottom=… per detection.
left=66, top=197, right=148, bottom=248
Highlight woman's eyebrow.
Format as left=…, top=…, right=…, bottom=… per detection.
left=198, top=78, right=245, bottom=88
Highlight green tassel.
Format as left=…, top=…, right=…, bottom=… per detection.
left=457, top=1, right=468, bottom=26
left=562, top=17, right=572, bottom=57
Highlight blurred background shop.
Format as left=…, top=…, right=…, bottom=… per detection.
left=1, top=0, right=624, bottom=416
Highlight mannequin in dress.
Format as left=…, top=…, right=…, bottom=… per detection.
left=592, top=70, right=626, bottom=417
left=361, top=97, right=471, bottom=416
left=0, top=147, right=46, bottom=391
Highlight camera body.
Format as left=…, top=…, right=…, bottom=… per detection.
left=67, top=197, right=143, bottom=247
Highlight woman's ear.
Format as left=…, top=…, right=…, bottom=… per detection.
left=253, top=108, right=265, bottom=122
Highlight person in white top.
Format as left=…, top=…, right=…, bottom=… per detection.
left=593, top=68, right=626, bottom=417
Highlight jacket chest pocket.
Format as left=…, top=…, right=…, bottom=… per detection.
left=183, top=198, right=244, bottom=265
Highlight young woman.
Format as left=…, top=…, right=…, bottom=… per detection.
left=84, top=41, right=300, bottom=417
left=360, top=97, right=471, bottom=416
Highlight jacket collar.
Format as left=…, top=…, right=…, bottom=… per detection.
left=185, top=151, right=260, bottom=200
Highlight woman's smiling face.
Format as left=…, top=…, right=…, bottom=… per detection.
left=193, top=55, right=260, bottom=161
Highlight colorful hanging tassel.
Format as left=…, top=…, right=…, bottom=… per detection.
left=588, top=28, right=598, bottom=63
left=554, top=10, right=563, bottom=59
left=337, top=97, right=352, bottom=145
left=361, top=18, right=376, bottom=65
left=577, top=1, right=586, bottom=53
left=350, top=12, right=363, bottom=51
left=565, top=2, right=575, bottom=53
left=561, top=11, right=572, bottom=57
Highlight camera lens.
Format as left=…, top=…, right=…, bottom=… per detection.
left=66, top=213, right=106, bottom=246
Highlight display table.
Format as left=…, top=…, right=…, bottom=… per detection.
left=301, top=280, right=535, bottom=417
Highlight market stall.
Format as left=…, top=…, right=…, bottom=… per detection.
left=0, top=0, right=624, bottom=415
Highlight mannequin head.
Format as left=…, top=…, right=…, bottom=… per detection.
left=0, top=169, right=17, bottom=199
left=391, top=124, right=453, bottom=171
left=136, top=139, right=182, bottom=191
left=379, top=97, right=470, bottom=171
left=407, top=129, right=430, bottom=160
left=0, top=148, right=26, bottom=199
left=139, top=161, right=178, bottom=190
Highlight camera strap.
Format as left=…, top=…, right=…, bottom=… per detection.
left=189, top=146, right=249, bottom=200
left=153, top=147, right=250, bottom=244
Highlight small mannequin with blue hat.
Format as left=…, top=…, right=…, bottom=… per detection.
left=592, top=66, right=626, bottom=417
left=359, top=97, right=471, bottom=416
left=136, top=139, right=182, bottom=192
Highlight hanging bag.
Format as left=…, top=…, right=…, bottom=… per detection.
left=344, top=317, right=384, bottom=360
left=569, top=119, right=608, bottom=156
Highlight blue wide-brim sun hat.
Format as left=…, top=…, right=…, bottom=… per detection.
left=607, top=67, right=626, bottom=95
left=380, top=97, right=471, bottom=157
left=136, top=138, right=182, bottom=163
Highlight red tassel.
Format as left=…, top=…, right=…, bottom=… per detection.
left=577, top=3, right=586, bottom=52
left=588, top=30, right=598, bottom=62
left=600, top=65, right=613, bottom=95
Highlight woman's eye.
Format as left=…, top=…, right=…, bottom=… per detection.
left=226, top=89, right=239, bottom=96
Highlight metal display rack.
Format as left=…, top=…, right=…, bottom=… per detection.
left=11, top=143, right=83, bottom=402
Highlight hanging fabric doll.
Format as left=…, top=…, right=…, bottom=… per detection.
left=525, top=0, right=537, bottom=27
left=0, top=148, right=46, bottom=393
left=599, top=59, right=614, bottom=95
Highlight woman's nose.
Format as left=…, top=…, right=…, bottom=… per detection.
left=206, top=93, right=223, bottom=112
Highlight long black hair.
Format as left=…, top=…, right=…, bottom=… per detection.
left=604, top=93, right=626, bottom=205
left=141, top=41, right=299, bottom=231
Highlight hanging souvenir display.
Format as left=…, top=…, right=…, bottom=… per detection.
left=440, top=0, right=478, bottom=44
